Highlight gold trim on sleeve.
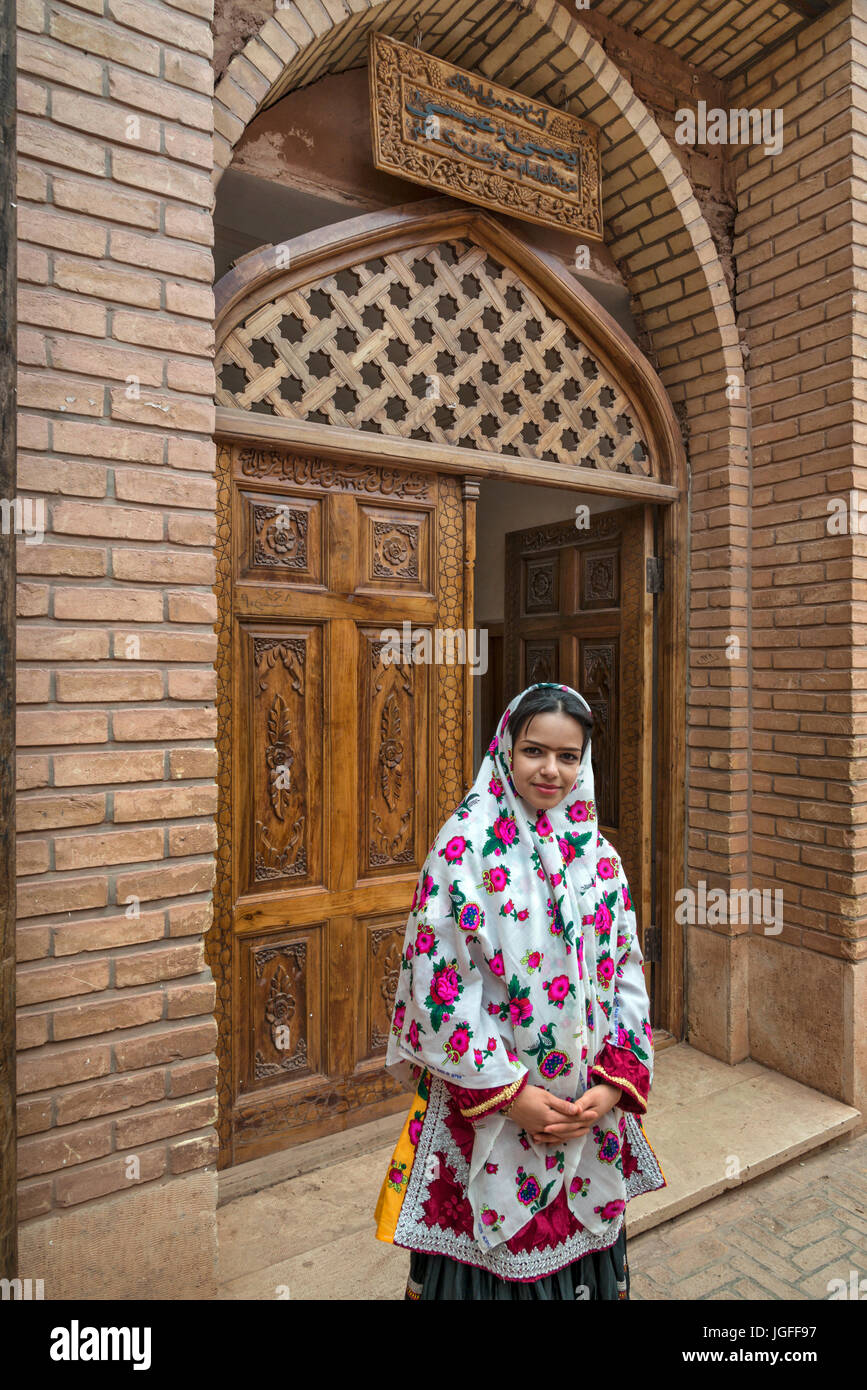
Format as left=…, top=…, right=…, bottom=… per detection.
left=459, top=1075, right=525, bottom=1119
left=589, top=1067, right=647, bottom=1112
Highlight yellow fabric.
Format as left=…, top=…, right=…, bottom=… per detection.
left=374, top=1074, right=429, bottom=1245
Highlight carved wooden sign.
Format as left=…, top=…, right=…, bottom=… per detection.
left=368, top=31, right=602, bottom=239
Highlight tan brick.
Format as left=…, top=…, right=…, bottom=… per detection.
left=166, top=513, right=215, bottom=547
left=50, top=337, right=163, bottom=387
left=17, top=793, right=106, bottom=832
left=111, top=630, right=216, bottom=661
left=108, top=0, right=211, bottom=56
left=53, top=909, right=166, bottom=956
left=52, top=419, right=164, bottom=463
left=55, top=1068, right=165, bottom=1125
left=166, top=435, right=214, bottom=471
left=165, top=979, right=215, bottom=1019
left=112, top=306, right=213, bottom=354
left=168, top=822, right=216, bottom=856
left=16, top=582, right=48, bottom=616
left=112, top=1018, right=217, bottom=1071
left=115, top=942, right=203, bottom=988
left=19, top=1119, right=115, bottom=1179
left=114, top=467, right=215, bottom=510
left=54, top=254, right=162, bottom=309
left=54, top=587, right=163, bottom=622
left=18, top=958, right=110, bottom=1005
left=19, top=283, right=106, bottom=334
left=54, top=1146, right=166, bottom=1206
left=115, top=1093, right=216, bottom=1148
left=18, top=369, right=103, bottom=414
left=17, top=839, right=50, bottom=876
left=109, top=386, right=213, bottom=432
left=163, top=203, right=211, bottom=244
left=17, top=1096, right=53, bottom=1138
left=18, top=113, right=105, bottom=177
left=111, top=547, right=215, bottom=584
left=16, top=874, right=108, bottom=919
left=168, top=747, right=216, bottom=779
left=52, top=988, right=164, bottom=1041
left=56, top=668, right=164, bottom=702
left=167, top=1056, right=217, bottom=1098
left=17, top=627, right=110, bottom=661
left=114, top=858, right=215, bottom=904
left=19, top=205, right=110, bottom=257
left=167, top=900, right=212, bottom=938
left=16, top=667, right=51, bottom=703
left=18, top=35, right=103, bottom=95
left=164, top=281, right=213, bottom=319
left=54, top=826, right=163, bottom=871
left=16, top=756, right=50, bottom=791
left=166, top=590, right=217, bottom=623
left=17, top=1180, right=53, bottom=1221
left=53, top=748, right=164, bottom=786
left=16, top=542, right=106, bottom=576
left=111, top=144, right=213, bottom=207
left=17, top=1012, right=50, bottom=1048
left=16, top=924, right=52, bottom=962
left=54, top=88, right=161, bottom=150
left=49, top=9, right=161, bottom=75
left=113, top=783, right=217, bottom=821
left=166, top=668, right=217, bottom=700
left=168, top=1129, right=217, bottom=1174
left=113, top=707, right=216, bottom=742
left=53, top=503, right=164, bottom=543
left=109, top=228, right=212, bottom=279
left=53, top=174, right=160, bottom=229
left=18, top=457, right=107, bottom=497
left=17, top=709, right=108, bottom=746
left=17, top=1038, right=112, bottom=1094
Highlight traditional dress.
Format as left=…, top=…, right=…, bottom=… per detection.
left=374, top=681, right=666, bottom=1298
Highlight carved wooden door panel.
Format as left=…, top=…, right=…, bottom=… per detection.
left=213, top=441, right=466, bottom=1166
left=503, top=506, right=655, bottom=988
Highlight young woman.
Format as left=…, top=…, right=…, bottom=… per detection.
left=373, top=680, right=666, bottom=1300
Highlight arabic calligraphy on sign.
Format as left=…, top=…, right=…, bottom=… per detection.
left=368, top=31, right=602, bottom=239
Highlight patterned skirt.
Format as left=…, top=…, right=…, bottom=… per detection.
left=403, top=1221, right=629, bottom=1300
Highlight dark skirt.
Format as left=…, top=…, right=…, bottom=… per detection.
left=404, top=1221, right=629, bottom=1300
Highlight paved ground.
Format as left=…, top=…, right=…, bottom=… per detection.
left=627, top=1130, right=866, bottom=1300
left=217, top=1128, right=866, bottom=1299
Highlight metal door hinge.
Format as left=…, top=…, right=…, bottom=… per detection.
left=643, top=925, right=661, bottom=962
left=646, top=557, right=664, bottom=594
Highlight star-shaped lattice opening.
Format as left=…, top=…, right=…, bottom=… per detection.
left=216, top=238, right=652, bottom=476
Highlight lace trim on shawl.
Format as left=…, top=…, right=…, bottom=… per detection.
left=392, top=1075, right=665, bottom=1282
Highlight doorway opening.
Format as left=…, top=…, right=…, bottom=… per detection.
left=472, top=475, right=672, bottom=1038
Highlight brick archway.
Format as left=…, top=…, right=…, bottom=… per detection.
left=213, top=0, right=752, bottom=1052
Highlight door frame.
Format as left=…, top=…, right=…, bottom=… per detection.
left=213, top=197, right=687, bottom=1165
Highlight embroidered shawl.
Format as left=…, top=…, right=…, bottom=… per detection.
left=384, top=681, right=654, bottom=1250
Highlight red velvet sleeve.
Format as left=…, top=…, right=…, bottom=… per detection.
left=588, top=1040, right=650, bottom=1115
left=443, top=1071, right=529, bottom=1123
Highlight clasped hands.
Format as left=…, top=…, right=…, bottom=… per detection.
left=507, top=1082, right=622, bottom=1144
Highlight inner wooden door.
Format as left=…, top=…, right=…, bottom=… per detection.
left=500, top=505, right=656, bottom=1008
left=214, top=440, right=467, bottom=1166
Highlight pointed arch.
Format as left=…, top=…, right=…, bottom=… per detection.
left=215, top=198, right=686, bottom=497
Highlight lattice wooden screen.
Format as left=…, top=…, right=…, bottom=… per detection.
left=217, top=237, right=651, bottom=477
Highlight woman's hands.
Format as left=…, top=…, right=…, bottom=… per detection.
left=506, top=1082, right=623, bottom=1143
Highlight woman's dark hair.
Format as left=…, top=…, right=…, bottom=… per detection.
left=506, top=686, right=594, bottom=750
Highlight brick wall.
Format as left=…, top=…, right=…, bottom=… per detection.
left=14, top=0, right=220, bottom=1242
left=729, top=2, right=866, bottom=1102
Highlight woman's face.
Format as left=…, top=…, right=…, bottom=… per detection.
left=509, top=709, right=586, bottom=812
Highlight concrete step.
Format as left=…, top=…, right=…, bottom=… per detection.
left=215, top=1043, right=862, bottom=1299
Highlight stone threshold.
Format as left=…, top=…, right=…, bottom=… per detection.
left=217, top=1042, right=863, bottom=1233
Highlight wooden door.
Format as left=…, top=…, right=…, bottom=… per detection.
left=214, top=441, right=467, bottom=1166
left=499, top=506, right=656, bottom=1007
